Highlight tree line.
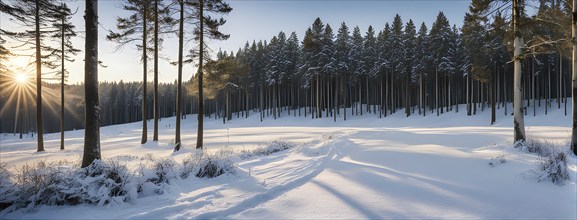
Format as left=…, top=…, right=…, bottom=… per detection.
left=193, top=3, right=570, bottom=126
left=1, top=0, right=577, bottom=168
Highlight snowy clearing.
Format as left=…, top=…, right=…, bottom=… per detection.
left=1, top=104, right=576, bottom=219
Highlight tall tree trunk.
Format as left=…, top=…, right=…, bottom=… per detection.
left=334, top=78, right=337, bottom=122
left=504, top=64, right=508, bottom=116
left=532, top=57, right=536, bottom=116
left=35, top=0, right=44, bottom=152
left=60, top=10, right=65, bottom=150
left=141, top=3, right=148, bottom=145
left=343, top=76, right=347, bottom=120
left=436, top=66, right=439, bottom=116
left=405, top=74, right=410, bottom=117
left=174, top=0, right=184, bottom=152
left=317, top=74, right=321, bottom=118
left=559, top=52, right=562, bottom=109
left=196, top=0, right=204, bottom=149
left=153, top=0, right=159, bottom=142
left=513, top=0, right=526, bottom=143
left=571, top=0, right=577, bottom=155
left=379, top=75, right=384, bottom=118
left=491, top=66, right=496, bottom=125
left=420, top=72, right=423, bottom=115
left=82, top=0, right=100, bottom=168
left=467, top=73, right=471, bottom=115
left=365, top=75, right=371, bottom=113
left=385, top=71, right=389, bottom=117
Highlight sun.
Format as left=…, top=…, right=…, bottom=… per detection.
left=14, top=73, right=28, bottom=84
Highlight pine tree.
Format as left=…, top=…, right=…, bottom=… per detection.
left=2, top=0, right=62, bottom=152
left=513, top=0, right=526, bottom=142
left=363, top=26, right=376, bottom=114
left=376, top=23, right=391, bottom=116
left=403, top=20, right=416, bottom=117
left=430, top=12, right=451, bottom=116
left=572, top=0, right=577, bottom=155
left=50, top=3, right=80, bottom=150
left=82, top=0, right=100, bottom=168
left=174, top=0, right=185, bottom=151
left=390, top=15, right=404, bottom=113
left=190, top=0, right=232, bottom=149
left=152, top=0, right=173, bottom=142
left=415, top=22, right=430, bottom=116
left=350, top=26, right=364, bottom=115
left=335, top=22, right=350, bottom=120
left=107, top=0, right=154, bottom=145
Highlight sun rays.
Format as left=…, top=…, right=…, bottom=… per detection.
left=14, top=73, right=28, bottom=84
left=1, top=68, right=83, bottom=134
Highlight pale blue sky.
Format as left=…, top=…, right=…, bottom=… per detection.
left=2, top=0, right=471, bottom=84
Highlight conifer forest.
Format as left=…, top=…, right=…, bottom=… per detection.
left=0, top=0, right=576, bottom=219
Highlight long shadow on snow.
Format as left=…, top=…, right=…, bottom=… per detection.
left=192, top=137, right=338, bottom=219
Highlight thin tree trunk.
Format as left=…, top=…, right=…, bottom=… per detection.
left=174, top=0, right=184, bottom=151
left=504, top=65, right=508, bottom=116
left=60, top=10, right=65, bottom=150
left=366, top=77, right=370, bottom=114
left=196, top=0, right=204, bottom=149
left=436, top=66, right=439, bottom=116
left=344, top=76, right=347, bottom=120
left=35, top=0, right=44, bottom=152
left=153, top=0, right=159, bottom=142
left=513, top=0, right=526, bottom=142
left=334, top=78, right=337, bottom=122
left=141, top=3, right=148, bottom=145
left=82, top=0, right=100, bottom=168
left=533, top=57, right=536, bottom=116
left=559, top=52, right=562, bottom=109
left=405, top=74, right=410, bottom=117
left=571, top=0, right=577, bottom=155
left=420, top=72, right=423, bottom=115
left=491, top=66, right=496, bottom=125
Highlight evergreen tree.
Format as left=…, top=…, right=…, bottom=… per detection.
left=349, top=26, right=364, bottom=115
left=50, top=3, right=80, bottom=150
left=82, top=0, right=100, bottom=168
left=430, top=12, right=451, bottom=116
left=376, top=23, right=391, bottom=116
left=174, top=0, right=185, bottom=151
left=390, top=15, right=404, bottom=114
left=107, top=0, right=154, bottom=144
left=3, top=0, right=62, bottom=152
left=335, top=22, right=350, bottom=119
left=190, top=0, right=232, bottom=149
left=572, top=0, right=577, bottom=155
left=363, top=26, right=376, bottom=114
left=415, top=22, right=430, bottom=115
left=403, top=20, right=416, bottom=117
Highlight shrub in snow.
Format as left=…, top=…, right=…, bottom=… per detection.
left=0, top=163, right=14, bottom=210
left=489, top=154, right=506, bottom=167
left=10, top=161, right=71, bottom=208
left=519, top=138, right=556, bottom=157
left=149, top=158, right=177, bottom=184
left=238, top=140, right=296, bottom=159
left=136, top=157, right=178, bottom=195
left=520, top=137, right=572, bottom=185
left=196, top=148, right=236, bottom=178
left=181, top=148, right=236, bottom=179
left=1, top=160, right=136, bottom=213
left=536, top=151, right=570, bottom=185
left=0, top=140, right=296, bottom=214
left=65, top=160, right=136, bottom=206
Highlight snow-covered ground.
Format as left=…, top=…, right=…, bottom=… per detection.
left=1, top=103, right=576, bottom=219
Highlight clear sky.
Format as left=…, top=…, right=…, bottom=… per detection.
left=2, top=0, right=471, bottom=84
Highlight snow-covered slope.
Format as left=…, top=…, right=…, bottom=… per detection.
left=1, top=103, right=575, bottom=219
